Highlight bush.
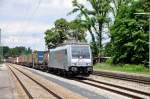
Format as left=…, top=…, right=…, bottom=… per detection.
left=106, top=58, right=113, bottom=65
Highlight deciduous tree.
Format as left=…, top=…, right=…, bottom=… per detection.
left=110, top=0, right=149, bottom=64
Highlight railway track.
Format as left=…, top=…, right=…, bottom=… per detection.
left=74, top=77, right=150, bottom=99
left=93, top=71, right=150, bottom=85
left=8, top=64, right=150, bottom=99
left=8, top=65, right=62, bottom=99
left=8, top=65, right=33, bottom=99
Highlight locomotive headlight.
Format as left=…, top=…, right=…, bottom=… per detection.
left=87, top=67, right=93, bottom=71
left=71, top=67, right=78, bottom=71
left=86, top=63, right=91, bottom=66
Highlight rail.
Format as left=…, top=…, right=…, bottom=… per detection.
left=75, top=77, right=150, bottom=99
left=8, top=65, right=62, bottom=99
left=93, top=71, right=150, bottom=85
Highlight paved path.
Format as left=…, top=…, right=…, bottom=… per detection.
left=0, top=64, right=17, bottom=99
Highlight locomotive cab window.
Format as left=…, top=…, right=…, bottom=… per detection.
left=71, top=46, right=90, bottom=59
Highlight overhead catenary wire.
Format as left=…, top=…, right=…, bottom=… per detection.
left=0, top=0, right=42, bottom=53
left=15, top=0, right=42, bottom=50
left=21, top=0, right=42, bottom=33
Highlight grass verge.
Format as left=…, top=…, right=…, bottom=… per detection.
left=94, top=63, right=149, bottom=74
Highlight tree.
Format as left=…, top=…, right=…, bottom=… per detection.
left=45, top=18, right=69, bottom=48
left=111, top=0, right=132, bottom=17
left=45, top=28, right=60, bottom=48
left=110, top=0, right=149, bottom=64
left=2, top=46, right=32, bottom=59
left=3, top=46, right=10, bottom=58
left=69, top=20, right=86, bottom=41
left=45, top=18, right=88, bottom=48
left=54, top=18, right=69, bottom=44
left=69, top=0, right=112, bottom=58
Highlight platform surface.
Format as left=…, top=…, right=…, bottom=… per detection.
left=0, top=64, right=16, bottom=99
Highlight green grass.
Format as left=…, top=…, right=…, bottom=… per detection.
left=94, top=63, right=149, bottom=74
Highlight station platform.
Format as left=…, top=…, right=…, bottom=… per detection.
left=0, top=64, right=18, bottom=99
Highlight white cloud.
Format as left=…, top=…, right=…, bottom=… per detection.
left=0, top=0, right=89, bottom=50
left=3, top=36, right=40, bottom=45
left=0, top=0, right=74, bottom=18
left=3, top=35, right=45, bottom=50
left=0, top=20, right=48, bottom=50
left=0, top=21, right=50, bottom=35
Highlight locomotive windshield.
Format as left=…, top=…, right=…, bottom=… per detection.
left=71, top=46, right=90, bottom=59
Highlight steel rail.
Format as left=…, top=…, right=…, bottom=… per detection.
left=9, top=65, right=62, bottom=99
left=76, top=79, right=145, bottom=99
left=86, top=78, right=150, bottom=96
left=93, top=71, right=150, bottom=85
left=8, top=66, right=33, bottom=99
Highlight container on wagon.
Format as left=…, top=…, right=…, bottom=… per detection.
left=18, top=55, right=22, bottom=64
left=23, top=55, right=28, bottom=66
left=43, top=51, right=49, bottom=65
left=25, top=54, right=33, bottom=67
left=18, top=55, right=25, bottom=64
left=11, top=57, right=16, bottom=64
left=28, top=54, right=33, bottom=64
left=32, top=51, right=44, bottom=68
left=15, top=57, right=19, bottom=64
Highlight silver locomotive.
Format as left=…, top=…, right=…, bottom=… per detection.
left=48, top=42, right=93, bottom=76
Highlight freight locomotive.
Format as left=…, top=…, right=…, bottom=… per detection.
left=48, top=42, right=93, bottom=76
left=7, top=42, right=93, bottom=77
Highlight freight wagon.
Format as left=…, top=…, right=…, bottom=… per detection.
left=8, top=57, right=15, bottom=64
left=15, top=54, right=32, bottom=67
left=23, top=55, right=28, bottom=66
left=42, top=51, right=49, bottom=70
left=14, top=57, right=19, bottom=64
left=17, top=55, right=24, bottom=65
left=7, top=57, right=17, bottom=64
left=25, top=54, right=33, bottom=67
left=32, top=51, right=45, bottom=69
left=13, top=51, right=48, bottom=70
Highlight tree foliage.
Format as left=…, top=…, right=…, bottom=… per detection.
left=69, top=20, right=86, bottom=41
left=45, top=18, right=69, bottom=48
left=44, top=0, right=149, bottom=65
left=54, top=18, right=69, bottom=43
left=69, top=0, right=112, bottom=58
left=44, top=18, right=87, bottom=48
left=2, top=46, right=32, bottom=58
left=110, top=0, right=149, bottom=64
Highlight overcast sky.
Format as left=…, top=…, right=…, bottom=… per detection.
left=0, top=0, right=88, bottom=50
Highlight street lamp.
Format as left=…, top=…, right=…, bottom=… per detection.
left=134, top=12, right=150, bottom=73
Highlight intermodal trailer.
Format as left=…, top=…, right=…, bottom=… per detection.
left=26, top=54, right=33, bottom=67
left=32, top=51, right=44, bottom=69
left=17, top=55, right=24, bottom=65
left=7, top=57, right=16, bottom=64
left=42, top=51, right=49, bottom=70
left=23, top=55, right=28, bottom=66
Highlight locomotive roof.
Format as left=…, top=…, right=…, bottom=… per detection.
left=50, top=43, right=89, bottom=51
left=59, top=42, right=89, bottom=46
